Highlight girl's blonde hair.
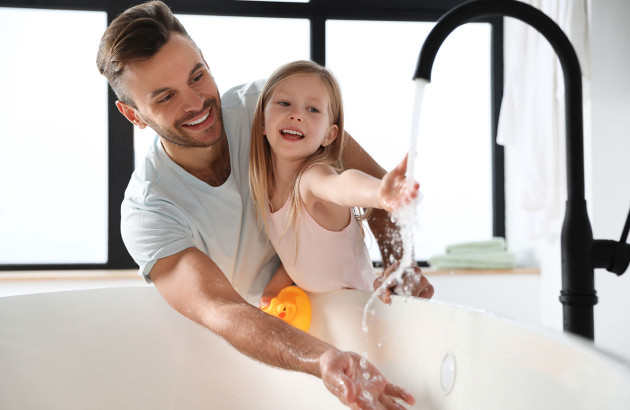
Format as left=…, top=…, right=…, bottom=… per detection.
left=250, top=60, right=361, bottom=244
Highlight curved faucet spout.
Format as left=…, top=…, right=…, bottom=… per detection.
left=414, top=0, right=597, bottom=339
left=414, top=0, right=584, bottom=200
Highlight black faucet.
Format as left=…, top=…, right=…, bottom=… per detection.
left=413, top=0, right=630, bottom=340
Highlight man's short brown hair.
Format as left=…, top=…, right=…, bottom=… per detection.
left=96, top=1, right=189, bottom=106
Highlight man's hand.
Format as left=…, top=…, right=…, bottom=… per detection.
left=320, top=350, right=415, bottom=409
left=373, top=262, right=434, bottom=304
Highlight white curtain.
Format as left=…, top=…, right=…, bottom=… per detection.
left=497, top=0, right=590, bottom=238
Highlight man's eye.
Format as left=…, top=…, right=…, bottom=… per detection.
left=158, top=94, right=173, bottom=103
left=192, top=72, right=203, bottom=82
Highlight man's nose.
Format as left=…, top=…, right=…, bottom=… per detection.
left=183, top=87, right=205, bottom=112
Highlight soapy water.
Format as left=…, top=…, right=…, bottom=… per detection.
left=360, top=79, right=427, bottom=375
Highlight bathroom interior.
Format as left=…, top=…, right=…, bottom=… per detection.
left=1, top=0, right=629, bottom=408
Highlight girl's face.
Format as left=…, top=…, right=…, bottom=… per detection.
left=263, top=73, right=338, bottom=163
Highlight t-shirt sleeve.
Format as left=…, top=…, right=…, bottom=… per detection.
left=121, top=198, right=196, bottom=283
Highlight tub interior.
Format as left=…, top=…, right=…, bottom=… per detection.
left=1, top=286, right=629, bottom=410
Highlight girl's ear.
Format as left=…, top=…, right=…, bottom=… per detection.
left=115, top=100, right=148, bottom=129
left=321, top=124, right=338, bottom=147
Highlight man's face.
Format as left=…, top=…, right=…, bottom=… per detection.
left=121, top=33, right=224, bottom=148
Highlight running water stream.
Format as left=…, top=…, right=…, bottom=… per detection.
left=359, top=79, right=428, bottom=390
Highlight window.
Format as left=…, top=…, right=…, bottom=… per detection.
left=0, top=7, right=108, bottom=265
left=326, top=20, right=493, bottom=260
left=0, top=0, right=501, bottom=270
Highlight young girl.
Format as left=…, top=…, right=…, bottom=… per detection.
left=249, top=60, right=419, bottom=306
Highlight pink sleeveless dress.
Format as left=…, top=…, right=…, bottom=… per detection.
left=267, top=198, right=378, bottom=293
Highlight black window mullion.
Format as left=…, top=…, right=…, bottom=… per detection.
left=106, top=0, right=136, bottom=269
left=107, top=91, right=136, bottom=268
left=310, top=16, right=326, bottom=66
left=490, top=17, right=505, bottom=239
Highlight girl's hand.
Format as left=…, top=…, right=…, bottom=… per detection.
left=260, top=286, right=283, bottom=309
left=259, top=265, right=293, bottom=309
left=259, top=294, right=274, bottom=310
left=378, top=155, right=420, bottom=212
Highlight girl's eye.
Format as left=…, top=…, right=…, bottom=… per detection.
left=308, top=107, right=320, bottom=113
left=278, top=101, right=290, bottom=107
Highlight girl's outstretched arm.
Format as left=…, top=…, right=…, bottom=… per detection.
left=300, top=156, right=419, bottom=213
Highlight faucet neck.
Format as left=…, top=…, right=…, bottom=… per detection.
left=414, top=0, right=585, bottom=201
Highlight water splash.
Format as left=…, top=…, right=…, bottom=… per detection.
left=361, top=199, right=421, bottom=334
left=360, top=78, right=428, bottom=369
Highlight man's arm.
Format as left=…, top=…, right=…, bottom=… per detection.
left=150, top=247, right=329, bottom=375
left=341, top=133, right=403, bottom=266
left=148, top=247, right=415, bottom=408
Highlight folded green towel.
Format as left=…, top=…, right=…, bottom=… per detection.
left=429, top=251, right=516, bottom=269
left=445, top=237, right=506, bottom=254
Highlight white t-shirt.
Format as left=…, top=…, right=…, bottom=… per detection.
left=121, top=80, right=279, bottom=302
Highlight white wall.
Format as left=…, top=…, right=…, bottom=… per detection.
left=505, top=0, right=630, bottom=362
left=427, top=273, right=540, bottom=326
left=588, top=0, right=630, bottom=362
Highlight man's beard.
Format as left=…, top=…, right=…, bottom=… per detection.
left=142, top=98, right=224, bottom=148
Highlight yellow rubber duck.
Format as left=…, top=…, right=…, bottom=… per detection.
left=261, top=286, right=311, bottom=332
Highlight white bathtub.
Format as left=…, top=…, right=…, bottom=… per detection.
left=1, top=286, right=629, bottom=409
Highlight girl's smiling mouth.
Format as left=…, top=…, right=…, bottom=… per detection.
left=281, top=128, right=304, bottom=140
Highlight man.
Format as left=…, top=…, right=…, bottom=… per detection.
left=97, top=1, right=433, bottom=408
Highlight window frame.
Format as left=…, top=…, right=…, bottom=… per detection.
left=0, top=0, right=503, bottom=271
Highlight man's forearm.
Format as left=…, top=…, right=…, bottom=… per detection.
left=150, top=247, right=336, bottom=378
left=368, top=208, right=403, bottom=268
left=211, top=301, right=336, bottom=378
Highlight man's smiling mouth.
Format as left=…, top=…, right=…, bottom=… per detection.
left=184, top=111, right=210, bottom=126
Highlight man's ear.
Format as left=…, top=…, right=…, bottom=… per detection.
left=321, top=124, right=338, bottom=147
left=115, top=100, right=147, bottom=129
